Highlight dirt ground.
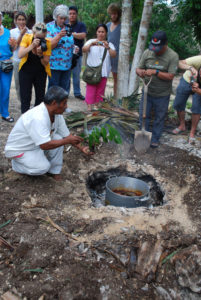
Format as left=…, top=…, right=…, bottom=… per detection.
left=0, top=78, right=201, bottom=300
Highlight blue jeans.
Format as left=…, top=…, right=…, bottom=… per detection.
left=67, top=56, right=82, bottom=96
left=139, top=92, right=170, bottom=143
left=0, top=69, right=13, bottom=118
left=173, top=77, right=201, bottom=114
left=49, top=69, right=71, bottom=93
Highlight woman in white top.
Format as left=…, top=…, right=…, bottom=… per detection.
left=82, top=24, right=116, bottom=111
left=10, top=11, right=31, bottom=102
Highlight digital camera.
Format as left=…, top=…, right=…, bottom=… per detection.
left=65, top=24, right=73, bottom=37
left=39, top=38, right=47, bottom=52
left=97, top=41, right=104, bottom=45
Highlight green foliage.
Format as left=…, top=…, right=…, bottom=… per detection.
left=75, top=0, right=117, bottom=38
left=19, top=0, right=199, bottom=59
left=19, top=0, right=123, bottom=37
left=2, top=14, right=13, bottom=29
left=171, top=0, right=201, bottom=44
left=82, top=124, right=122, bottom=151
left=132, top=3, right=199, bottom=59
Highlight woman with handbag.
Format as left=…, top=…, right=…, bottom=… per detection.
left=18, top=23, right=51, bottom=113
left=82, top=24, right=116, bottom=111
left=0, top=11, right=16, bottom=122
left=10, top=11, right=31, bottom=102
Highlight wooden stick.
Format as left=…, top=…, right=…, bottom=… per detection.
left=0, top=236, right=15, bottom=251
left=36, top=215, right=78, bottom=241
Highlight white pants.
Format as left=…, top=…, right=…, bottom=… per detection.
left=11, top=134, right=64, bottom=175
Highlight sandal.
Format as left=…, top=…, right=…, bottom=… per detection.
left=2, top=116, right=14, bottom=123
left=172, top=127, right=185, bottom=135
left=150, top=142, right=159, bottom=148
left=188, top=137, right=196, bottom=145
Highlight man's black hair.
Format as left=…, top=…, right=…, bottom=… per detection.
left=69, top=6, right=78, bottom=13
left=44, top=86, right=68, bottom=105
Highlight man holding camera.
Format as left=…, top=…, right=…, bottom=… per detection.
left=47, top=5, right=76, bottom=92
left=66, top=6, right=87, bottom=100
left=173, top=56, right=201, bottom=144
left=18, top=22, right=51, bottom=113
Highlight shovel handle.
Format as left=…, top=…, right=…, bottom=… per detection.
left=142, top=77, right=152, bottom=130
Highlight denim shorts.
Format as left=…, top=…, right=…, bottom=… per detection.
left=173, top=77, right=201, bottom=114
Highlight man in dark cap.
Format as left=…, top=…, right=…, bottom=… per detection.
left=66, top=6, right=87, bottom=100
left=136, top=31, right=179, bottom=148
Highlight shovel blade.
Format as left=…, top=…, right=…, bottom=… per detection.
left=134, top=130, right=152, bottom=153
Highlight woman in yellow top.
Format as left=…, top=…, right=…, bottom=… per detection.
left=18, top=22, right=51, bottom=113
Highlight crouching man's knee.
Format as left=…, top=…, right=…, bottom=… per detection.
left=12, top=151, right=51, bottom=176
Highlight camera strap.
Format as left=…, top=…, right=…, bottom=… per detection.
left=101, top=48, right=107, bottom=66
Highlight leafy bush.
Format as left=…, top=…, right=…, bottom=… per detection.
left=81, top=124, right=122, bottom=151
left=2, top=14, right=13, bottom=29
left=131, top=3, right=200, bottom=59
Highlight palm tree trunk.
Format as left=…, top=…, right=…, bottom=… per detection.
left=116, top=0, right=132, bottom=100
left=128, top=0, right=154, bottom=96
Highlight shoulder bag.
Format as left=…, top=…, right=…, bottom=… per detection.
left=0, top=59, right=13, bottom=73
left=82, top=48, right=107, bottom=85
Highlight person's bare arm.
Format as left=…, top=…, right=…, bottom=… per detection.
left=103, top=41, right=116, bottom=58
left=179, top=59, right=198, bottom=77
left=192, top=82, right=201, bottom=95
left=18, top=38, right=39, bottom=58
left=82, top=40, right=97, bottom=53
left=108, top=48, right=116, bottom=58
left=16, top=28, right=28, bottom=47
left=40, top=134, right=93, bottom=155
left=40, top=134, right=83, bottom=150
left=72, top=32, right=86, bottom=40
left=36, top=46, right=50, bottom=67
left=49, top=29, right=66, bottom=49
left=136, top=68, right=146, bottom=78
left=145, top=69, right=175, bottom=81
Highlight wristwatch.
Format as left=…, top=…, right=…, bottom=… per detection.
left=156, top=69, right=159, bottom=76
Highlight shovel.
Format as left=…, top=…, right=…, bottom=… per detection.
left=134, top=77, right=152, bottom=153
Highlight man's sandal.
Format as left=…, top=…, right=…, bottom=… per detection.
left=172, top=127, right=185, bottom=135
left=188, top=137, right=196, bottom=145
left=2, top=116, right=14, bottom=123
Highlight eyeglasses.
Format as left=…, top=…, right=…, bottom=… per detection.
left=35, top=27, right=47, bottom=33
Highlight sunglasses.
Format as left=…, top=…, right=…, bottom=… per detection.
left=35, top=27, right=47, bottom=33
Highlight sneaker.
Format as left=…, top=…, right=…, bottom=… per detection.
left=75, top=94, right=85, bottom=100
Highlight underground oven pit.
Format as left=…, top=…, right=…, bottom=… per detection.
left=86, top=167, right=165, bottom=208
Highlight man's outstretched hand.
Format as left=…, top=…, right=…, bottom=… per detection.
left=76, top=143, right=94, bottom=156
left=64, top=134, right=83, bottom=146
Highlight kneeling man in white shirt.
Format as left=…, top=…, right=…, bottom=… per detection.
left=5, top=86, right=90, bottom=180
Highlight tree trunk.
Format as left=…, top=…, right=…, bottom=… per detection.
left=35, top=0, right=44, bottom=23
left=128, top=0, right=154, bottom=96
left=116, top=0, right=132, bottom=100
